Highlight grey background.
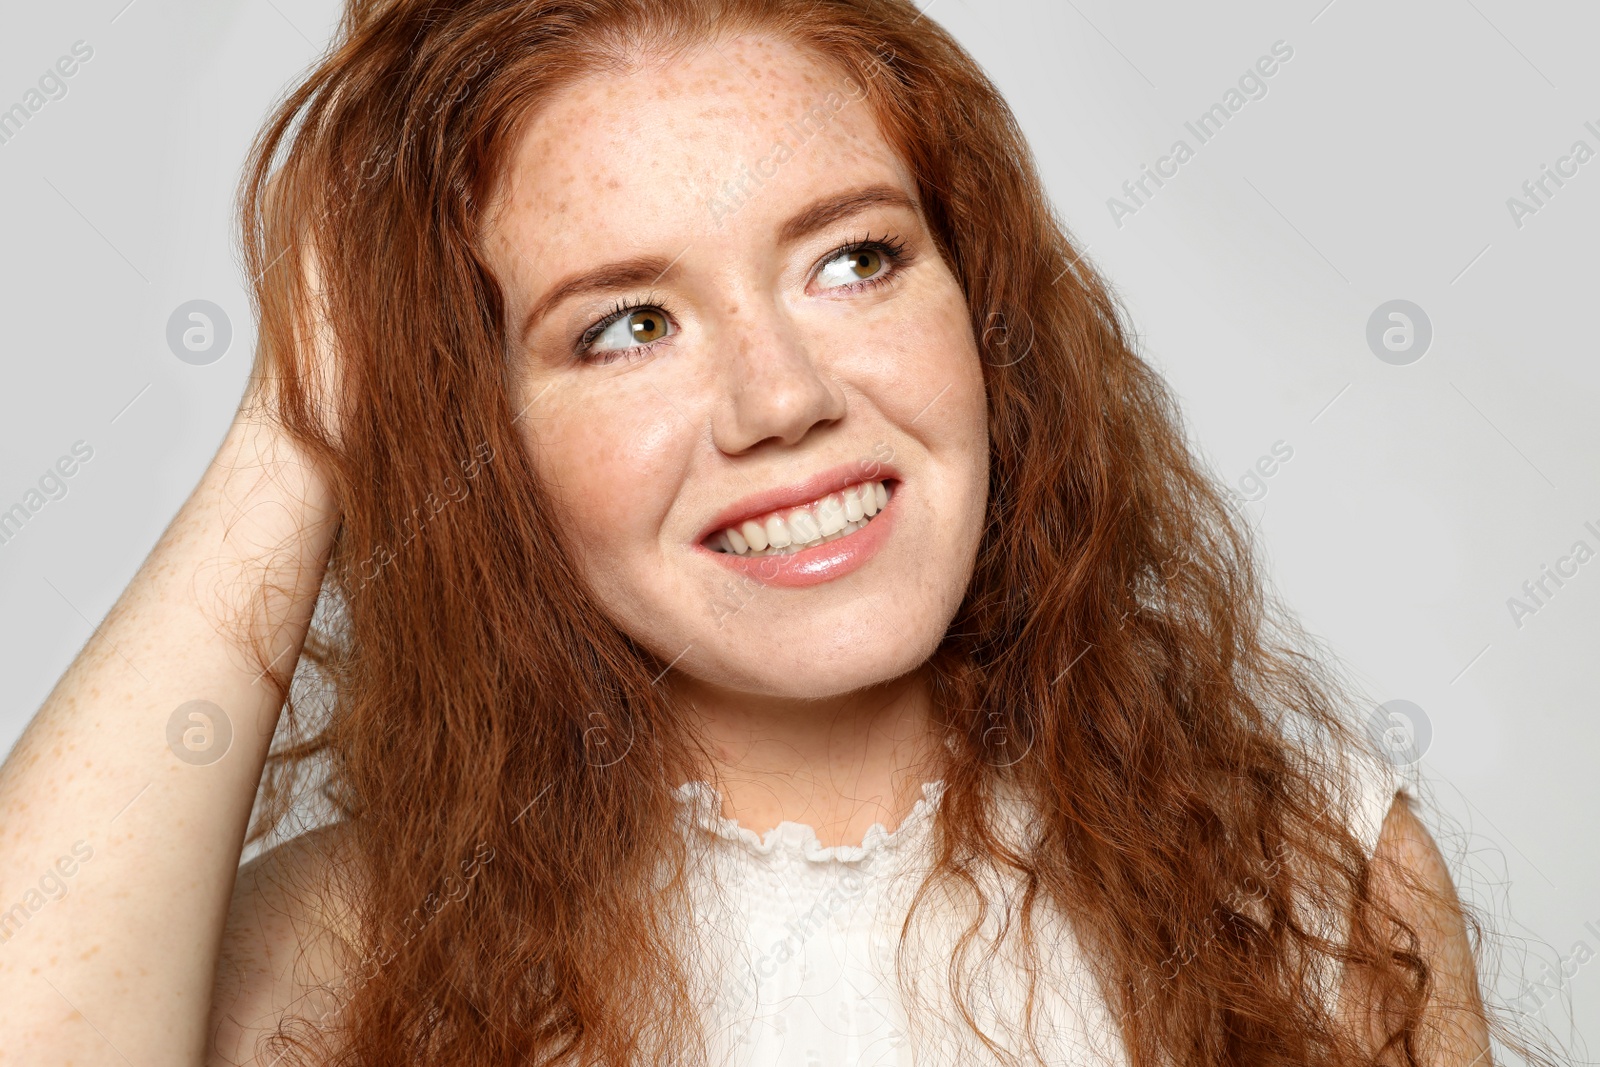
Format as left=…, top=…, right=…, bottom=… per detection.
left=1, top=0, right=1593, bottom=1055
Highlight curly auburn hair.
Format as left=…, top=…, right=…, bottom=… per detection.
left=235, top=1, right=1559, bottom=1064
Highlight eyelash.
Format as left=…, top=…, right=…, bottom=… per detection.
left=573, top=233, right=913, bottom=366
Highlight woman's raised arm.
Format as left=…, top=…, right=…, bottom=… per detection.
left=0, top=376, right=340, bottom=1063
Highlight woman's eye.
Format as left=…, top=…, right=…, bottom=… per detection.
left=586, top=306, right=673, bottom=356
left=816, top=247, right=887, bottom=289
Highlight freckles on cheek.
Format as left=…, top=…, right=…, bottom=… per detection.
left=850, top=297, right=982, bottom=432
left=533, top=389, right=691, bottom=555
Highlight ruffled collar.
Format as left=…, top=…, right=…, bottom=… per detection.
left=673, top=779, right=946, bottom=866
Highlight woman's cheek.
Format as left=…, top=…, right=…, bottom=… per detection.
left=854, top=291, right=981, bottom=434
left=529, top=382, right=690, bottom=561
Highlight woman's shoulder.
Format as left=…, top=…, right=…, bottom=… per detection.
left=208, top=821, right=367, bottom=1066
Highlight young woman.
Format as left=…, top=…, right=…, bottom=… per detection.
left=0, top=1, right=1562, bottom=1064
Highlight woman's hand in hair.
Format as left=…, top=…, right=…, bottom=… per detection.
left=240, top=208, right=353, bottom=484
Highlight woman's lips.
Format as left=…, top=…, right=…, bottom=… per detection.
left=697, top=481, right=898, bottom=588
left=696, top=462, right=902, bottom=543
left=703, top=479, right=890, bottom=556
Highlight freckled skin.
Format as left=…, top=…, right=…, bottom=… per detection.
left=482, top=35, right=987, bottom=747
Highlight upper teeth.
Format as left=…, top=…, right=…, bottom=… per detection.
left=711, top=480, right=890, bottom=556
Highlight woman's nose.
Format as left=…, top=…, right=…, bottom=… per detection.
left=708, top=301, right=848, bottom=455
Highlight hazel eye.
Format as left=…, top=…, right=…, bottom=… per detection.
left=817, top=247, right=886, bottom=289
left=588, top=306, right=673, bottom=355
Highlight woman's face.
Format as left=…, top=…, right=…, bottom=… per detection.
left=484, top=35, right=988, bottom=701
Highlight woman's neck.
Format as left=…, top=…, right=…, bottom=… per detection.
left=670, top=668, right=945, bottom=848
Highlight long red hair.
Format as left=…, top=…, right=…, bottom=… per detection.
left=238, top=1, right=1553, bottom=1064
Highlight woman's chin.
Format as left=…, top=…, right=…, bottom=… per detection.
left=675, top=636, right=938, bottom=703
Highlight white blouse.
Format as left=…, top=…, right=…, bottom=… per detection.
left=672, top=761, right=1401, bottom=1067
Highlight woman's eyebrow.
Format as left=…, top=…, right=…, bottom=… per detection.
left=520, top=255, right=678, bottom=342
left=778, top=183, right=919, bottom=244
left=519, top=184, right=918, bottom=342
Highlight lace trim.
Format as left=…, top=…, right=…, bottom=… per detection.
left=673, top=779, right=946, bottom=866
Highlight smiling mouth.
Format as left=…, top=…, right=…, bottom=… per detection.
left=705, top=479, right=894, bottom=558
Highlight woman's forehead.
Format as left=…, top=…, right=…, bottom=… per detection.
left=487, top=36, right=905, bottom=257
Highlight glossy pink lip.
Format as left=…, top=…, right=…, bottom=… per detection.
left=699, top=487, right=898, bottom=588
left=695, top=461, right=903, bottom=545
